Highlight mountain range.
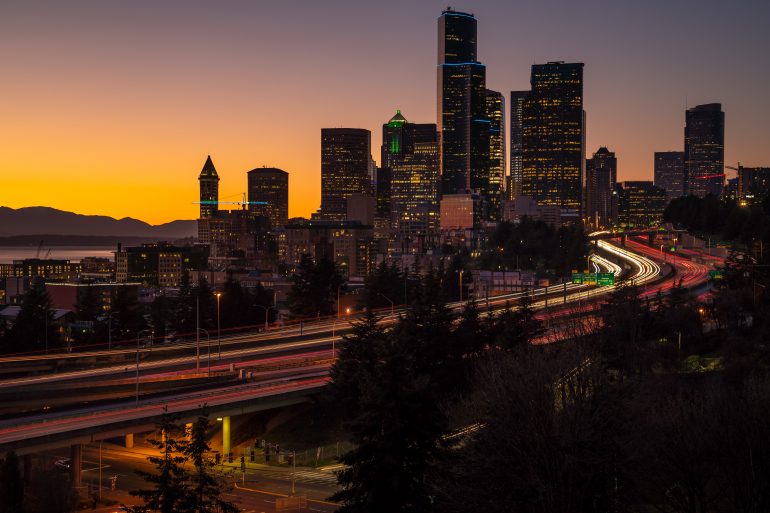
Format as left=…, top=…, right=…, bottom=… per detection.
left=0, top=207, right=196, bottom=240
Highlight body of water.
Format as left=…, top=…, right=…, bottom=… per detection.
left=0, top=246, right=115, bottom=264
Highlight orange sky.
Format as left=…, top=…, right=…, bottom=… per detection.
left=2, top=1, right=769, bottom=225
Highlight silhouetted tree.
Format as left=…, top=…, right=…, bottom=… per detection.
left=287, top=255, right=345, bottom=319
left=0, top=451, right=24, bottom=513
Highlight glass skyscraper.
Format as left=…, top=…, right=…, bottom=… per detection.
left=684, top=103, right=724, bottom=198
left=508, top=90, right=529, bottom=200
left=437, top=8, right=490, bottom=206
left=521, top=62, right=585, bottom=218
left=485, top=89, right=505, bottom=221
left=381, top=111, right=440, bottom=237
left=585, top=147, right=617, bottom=228
left=247, top=167, right=289, bottom=229
left=654, top=151, right=685, bottom=204
left=319, top=128, right=372, bottom=221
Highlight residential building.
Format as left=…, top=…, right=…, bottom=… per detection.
left=618, top=181, right=667, bottom=227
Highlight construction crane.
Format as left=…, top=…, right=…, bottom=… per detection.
left=192, top=192, right=268, bottom=209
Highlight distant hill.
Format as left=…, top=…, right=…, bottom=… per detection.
left=0, top=207, right=197, bottom=240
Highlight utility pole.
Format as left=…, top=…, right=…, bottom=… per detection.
left=196, top=295, right=200, bottom=373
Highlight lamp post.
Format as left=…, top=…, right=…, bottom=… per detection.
left=456, top=270, right=466, bottom=302
left=136, top=329, right=151, bottom=404
left=255, top=305, right=272, bottom=331
left=375, top=292, right=394, bottom=315
left=660, top=244, right=666, bottom=263
left=215, top=292, right=221, bottom=361
left=196, top=295, right=200, bottom=373
left=197, top=328, right=211, bottom=375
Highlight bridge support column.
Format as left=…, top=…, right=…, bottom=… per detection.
left=70, top=444, right=82, bottom=489
left=125, top=433, right=134, bottom=449
left=222, top=416, right=231, bottom=457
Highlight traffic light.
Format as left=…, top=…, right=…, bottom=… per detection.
left=240, top=455, right=245, bottom=472
left=275, top=444, right=280, bottom=455
left=287, top=454, right=293, bottom=466
left=250, top=450, right=255, bottom=462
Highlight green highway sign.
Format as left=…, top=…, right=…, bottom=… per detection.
left=708, top=269, right=724, bottom=280
left=597, top=273, right=616, bottom=286
left=583, top=273, right=597, bottom=285
left=571, top=272, right=584, bottom=284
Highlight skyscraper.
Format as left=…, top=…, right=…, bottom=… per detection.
left=508, top=90, right=529, bottom=200
left=585, top=147, right=617, bottom=228
left=247, top=167, right=289, bottom=229
left=437, top=9, right=490, bottom=201
left=319, top=128, right=372, bottom=221
left=198, top=155, right=219, bottom=219
left=521, top=62, right=585, bottom=218
left=485, top=89, right=505, bottom=221
left=381, top=111, right=440, bottom=237
left=684, top=103, right=724, bottom=198
left=654, top=151, right=685, bottom=204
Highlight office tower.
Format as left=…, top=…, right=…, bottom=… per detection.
left=375, top=166, right=392, bottom=220
left=685, top=103, right=724, bottom=197
left=381, top=111, right=440, bottom=237
left=198, top=155, right=219, bottom=219
left=618, top=181, right=667, bottom=227
left=654, top=151, right=685, bottom=204
left=585, top=147, right=617, bottom=228
left=737, top=166, right=770, bottom=203
left=485, top=89, right=505, bottom=221
left=319, top=128, right=372, bottom=221
left=247, top=167, right=289, bottom=229
left=521, top=62, right=585, bottom=218
left=508, top=90, right=529, bottom=200
left=437, top=8, right=490, bottom=200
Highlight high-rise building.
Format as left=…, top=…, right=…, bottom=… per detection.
left=618, top=181, right=667, bottom=227
left=737, top=166, right=770, bottom=203
left=585, top=147, right=617, bottom=228
left=381, top=111, right=440, bottom=238
left=437, top=9, right=490, bottom=201
left=319, top=128, right=372, bottom=221
left=685, top=103, right=724, bottom=198
left=508, top=90, right=529, bottom=200
left=247, top=167, right=289, bottom=229
left=198, top=155, right=219, bottom=219
left=485, top=89, right=505, bottom=220
left=654, top=151, right=685, bottom=204
left=521, top=62, right=585, bottom=218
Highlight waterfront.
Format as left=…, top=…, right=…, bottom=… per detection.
left=0, top=246, right=114, bottom=264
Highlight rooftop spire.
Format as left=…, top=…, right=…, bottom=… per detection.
left=199, top=155, right=219, bottom=180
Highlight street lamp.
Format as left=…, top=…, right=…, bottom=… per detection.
left=215, top=292, right=222, bottom=361
left=136, top=329, right=151, bottom=404
left=255, top=304, right=272, bottom=331
left=660, top=244, right=666, bottom=263
left=456, top=269, right=466, bottom=302
left=197, top=328, right=211, bottom=375
left=375, top=292, right=394, bottom=315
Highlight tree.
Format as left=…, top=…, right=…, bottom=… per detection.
left=3, top=278, right=57, bottom=354
left=124, top=411, right=190, bottom=513
left=359, top=262, right=404, bottom=311
left=150, top=295, right=170, bottom=342
left=0, top=451, right=24, bottom=513
left=111, top=285, right=147, bottom=343
left=287, top=255, right=345, bottom=319
left=487, top=294, right=545, bottom=350
left=181, top=413, right=238, bottom=513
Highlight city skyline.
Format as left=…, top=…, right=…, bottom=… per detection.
left=3, top=0, right=769, bottom=224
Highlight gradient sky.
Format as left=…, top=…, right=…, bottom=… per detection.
left=2, top=0, right=769, bottom=224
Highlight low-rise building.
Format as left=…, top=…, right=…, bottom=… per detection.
left=618, top=181, right=667, bottom=227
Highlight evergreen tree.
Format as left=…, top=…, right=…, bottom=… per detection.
left=150, top=295, right=170, bottom=343
left=3, top=278, right=56, bottom=354
left=124, top=411, right=190, bottom=513
left=487, top=294, right=545, bottom=350
left=192, top=278, right=215, bottom=332
left=181, top=413, right=238, bottom=513
left=171, top=269, right=195, bottom=338
left=111, top=285, right=147, bottom=342
left=0, top=451, right=24, bottom=513
left=287, top=255, right=345, bottom=319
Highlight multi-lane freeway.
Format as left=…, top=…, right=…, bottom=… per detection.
left=0, top=235, right=719, bottom=454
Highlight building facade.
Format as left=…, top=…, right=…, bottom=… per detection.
left=247, top=167, right=289, bottom=229
left=437, top=9, right=490, bottom=200
left=654, top=151, right=685, bottom=204
left=115, top=242, right=208, bottom=286
left=585, top=147, right=617, bottom=228
left=685, top=103, right=724, bottom=198
left=618, top=181, right=667, bottom=227
left=318, top=128, right=372, bottom=221
left=485, top=89, right=505, bottom=220
left=521, top=62, right=585, bottom=219
left=737, top=166, right=770, bottom=203
left=508, top=90, right=529, bottom=200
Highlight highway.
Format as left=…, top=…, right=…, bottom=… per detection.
left=0, top=236, right=716, bottom=452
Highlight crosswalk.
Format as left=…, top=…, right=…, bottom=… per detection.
left=251, top=468, right=338, bottom=486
